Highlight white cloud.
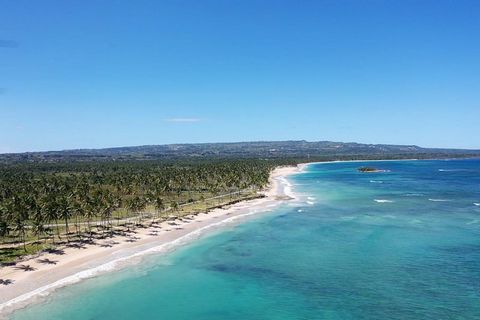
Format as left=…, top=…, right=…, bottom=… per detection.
left=164, top=118, right=202, bottom=123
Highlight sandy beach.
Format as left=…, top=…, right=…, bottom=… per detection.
left=0, top=164, right=304, bottom=316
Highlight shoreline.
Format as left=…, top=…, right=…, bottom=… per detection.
left=0, top=164, right=305, bottom=317
left=0, top=158, right=450, bottom=316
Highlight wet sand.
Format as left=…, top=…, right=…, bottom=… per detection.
left=0, top=165, right=304, bottom=316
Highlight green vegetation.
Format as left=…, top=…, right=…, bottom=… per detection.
left=1, top=140, right=479, bottom=164
left=0, top=159, right=295, bottom=264
left=1, top=140, right=479, bottom=264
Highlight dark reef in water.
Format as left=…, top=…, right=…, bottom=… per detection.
left=358, top=166, right=382, bottom=172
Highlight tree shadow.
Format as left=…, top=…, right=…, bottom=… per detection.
left=0, top=279, right=14, bottom=285
left=99, top=241, right=119, bottom=248
left=111, top=230, right=128, bottom=237
left=125, top=236, right=140, bottom=243
left=80, top=239, right=96, bottom=245
left=43, top=248, right=65, bottom=255
left=37, top=258, right=58, bottom=265
left=0, top=261, right=17, bottom=267
left=66, top=242, right=87, bottom=249
left=14, top=264, right=36, bottom=272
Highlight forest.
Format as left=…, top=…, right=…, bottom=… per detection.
left=1, top=144, right=479, bottom=264
left=0, top=158, right=296, bottom=263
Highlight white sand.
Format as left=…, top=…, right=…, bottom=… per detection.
left=0, top=164, right=304, bottom=316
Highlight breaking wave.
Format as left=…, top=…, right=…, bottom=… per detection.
left=374, top=199, right=394, bottom=203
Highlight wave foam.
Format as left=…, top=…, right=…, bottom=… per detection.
left=277, top=176, right=297, bottom=200
left=474, top=203, right=480, bottom=206
left=1, top=169, right=303, bottom=314
left=374, top=199, right=394, bottom=203
left=428, top=198, right=450, bottom=202
left=0, top=204, right=277, bottom=314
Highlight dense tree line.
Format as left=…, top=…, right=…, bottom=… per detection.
left=0, top=159, right=293, bottom=252
left=1, top=152, right=471, bottom=260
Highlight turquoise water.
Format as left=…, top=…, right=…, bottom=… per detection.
left=11, top=159, right=480, bottom=319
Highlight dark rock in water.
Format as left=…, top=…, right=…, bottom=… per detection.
left=358, top=166, right=381, bottom=172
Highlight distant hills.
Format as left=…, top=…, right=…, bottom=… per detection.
left=1, top=140, right=480, bottom=163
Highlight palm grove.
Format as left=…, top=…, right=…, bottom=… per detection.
left=0, top=159, right=293, bottom=263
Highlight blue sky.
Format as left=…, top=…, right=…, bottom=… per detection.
left=1, top=0, right=479, bottom=153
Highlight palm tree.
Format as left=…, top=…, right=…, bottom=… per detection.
left=13, top=218, right=27, bottom=252
left=0, top=157, right=280, bottom=260
left=32, top=219, right=46, bottom=242
left=153, top=196, right=164, bottom=221
left=84, top=193, right=98, bottom=239
left=100, top=190, right=117, bottom=236
left=170, top=201, right=179, bottom=216
left=57, top=194, right=72, bottom=242
left=0, top=202, right=10, bottom=239
left=41, top=196, right=59, bottom=244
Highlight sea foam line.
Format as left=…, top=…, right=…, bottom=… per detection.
left=0, top=174, right=302, bottom=314
left=1, top=166, right=310, bottom=315
left=374, top=199, right=394, bottom=203
left=0, top=205, right=278, bottom=314
left=276, top=176, right=297, bottom=200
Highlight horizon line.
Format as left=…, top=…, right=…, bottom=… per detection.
left=2, top=139, right=480, bottom=155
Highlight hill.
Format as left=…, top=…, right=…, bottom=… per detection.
left=1, top=140, right=479, bottom=163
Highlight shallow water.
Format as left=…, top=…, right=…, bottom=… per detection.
left=11, top=159, right=480, bottom=319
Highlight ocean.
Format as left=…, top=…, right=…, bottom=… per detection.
left=10, top=159, right=480, bottom=319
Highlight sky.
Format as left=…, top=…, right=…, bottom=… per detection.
left=1, top=0, right=479, bottom=153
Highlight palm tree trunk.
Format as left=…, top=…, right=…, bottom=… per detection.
left=64, top=217, right=70, bottom=242
left=55, top=219, right=61, bottom=241
left=22, top=231, right=26, bottom=252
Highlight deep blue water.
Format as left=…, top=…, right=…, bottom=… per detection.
left=11, top=159, right=480, bottom=319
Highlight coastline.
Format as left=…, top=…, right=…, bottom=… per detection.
left=0, top=164, right=305, bottom=316
left=0, top=158, right=436, bottom=316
